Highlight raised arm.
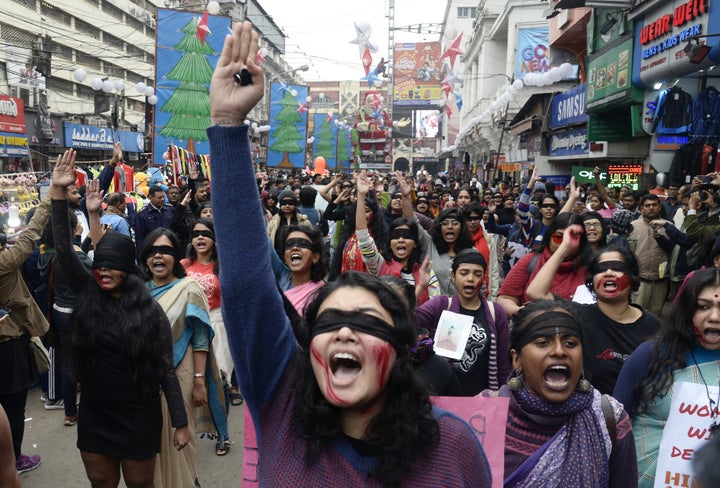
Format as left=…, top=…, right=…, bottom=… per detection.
left=355, top=171, right=384, bottom=275
left=319, top=173, right=343, bottom=203
left=560, top=177, right=581, bottom=214
left=84, top=178, right=105, bottom=249
left=593, top=166, right=615, bottom=209
left=525, top=224, right=583, bottom=301
left=208, top=21, right=295, bottom=409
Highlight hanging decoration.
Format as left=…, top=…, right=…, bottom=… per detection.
left=439, top=33, right=464, bottom=69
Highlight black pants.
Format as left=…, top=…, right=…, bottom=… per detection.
left=0, top=389, right=28, bottom=459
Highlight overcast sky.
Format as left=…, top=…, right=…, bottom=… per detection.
left=257, top=0, right=449, bottom=81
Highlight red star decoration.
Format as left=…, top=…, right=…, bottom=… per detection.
left=441, top=82, right=453, bottom=98
left=296, top=103, right=308, bottom=114
left=371, top=93, right=383, bottom=111
left=445, top=105, right=453, bottom=118
left=439, top=33, right=464, bottom=69
left=326, top=113, right=335, bottom=122
left=196, top=11, right=210, bottom=44
left=362, top=48, right=373, bottom=76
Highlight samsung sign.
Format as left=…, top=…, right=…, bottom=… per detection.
left=550, top=84, right=589, bottom=129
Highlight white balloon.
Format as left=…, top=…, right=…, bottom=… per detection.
left=290, top=89, right=298, bottom=97
left=101, top=80, right=114, bottom=93
left=162, top=151, right=169, bottom=160
left=306, top=95, right=312, bottom=102
left=318, top=92, right=325, bottom=98
left=90, top=77, right=103, bottom=90
left=512, top=79, right=524, bottom=90
left=73, top=68, right=87, bottom=82
left=251, top=122, right=258, bottom=129
left=507, top=86, right=517, bottom=96
left=541, top=72, right=553, bottom=85
left=549, top=68, right=562, bottom=82
left=136, top=82, right=147, bottom=93
left=244, top=120, right=251, bottom=125
left=144, top=86, right=155, bottom=97
left=147, top=95, right=158, bottom=105
left=113, top=79, right=125, bottom=92
left=207, top=0, right=220, bottom=14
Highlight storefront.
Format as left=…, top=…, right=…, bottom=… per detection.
left=63, top=123, right=145, bottom=165
left=0, top=95, right=31, bottom=173
left=24, top=107, right=65, bottom=172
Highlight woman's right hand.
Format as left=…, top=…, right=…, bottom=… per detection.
left=356, top=171, right=370, bottom=197
left=173, top=426, right=191, bottom=451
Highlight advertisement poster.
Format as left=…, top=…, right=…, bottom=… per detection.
left=267, top=82, right=309, bottom=168
left=515, top=28, right=549, bottom=79
left=586, top=35, right=643, bottom=112
left=154, top=9, right=230, bottom=167
left=312, top=113, right=338, bottom=169
left=393, top=41, right=443, bottom=106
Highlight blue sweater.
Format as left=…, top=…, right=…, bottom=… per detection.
left=208, top=125, right=492, bottom=486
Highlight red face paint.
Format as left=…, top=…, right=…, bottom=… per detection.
left=93, top=269, right=110, bottom=290
left=310, top=343, right=348, bottom=406
left=372, top=343, right=393, bottom=389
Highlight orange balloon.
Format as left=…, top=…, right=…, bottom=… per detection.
left=314, top=156, right=326, bottom=174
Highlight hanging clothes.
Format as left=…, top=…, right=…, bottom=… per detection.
left=691, top=86, right=720, bottom=137
left=652, top=86, right=693, bottom=135
left=669, top=140, right=704, bottom=186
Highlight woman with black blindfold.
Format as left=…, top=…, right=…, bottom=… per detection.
left=205, top=21, right=491, bottom=486
left=50, top=151, right=190, bottom=487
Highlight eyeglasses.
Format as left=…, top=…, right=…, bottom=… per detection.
left=584, top=222, right=602, bottom=229
left=441, top=219, right=461, bottom=228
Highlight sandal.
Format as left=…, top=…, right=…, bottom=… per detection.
left=229, top=387, right=243, bottom=406
left=215, top=437, right=230, bottom=456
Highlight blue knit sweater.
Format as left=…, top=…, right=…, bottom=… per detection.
left=208, top=125, right=492, bottom=486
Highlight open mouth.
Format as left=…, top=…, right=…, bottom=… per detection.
left=444, top=231, right=456, bottom=241
left=463, top=285, right=477, bottom=294
left=330, top=352, right=361, bottom=379
left=701, top=327, right=720, bottom=344
left=543, top=365, right=571, bottom=391
left=290, top=252, right=303, bottom=265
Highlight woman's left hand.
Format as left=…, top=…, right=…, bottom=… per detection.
left=560, top=224, right=583, bottom=257
left=173, top=426, right=191, bottom=451
left=85, top=179, right=104, bottom=214
left=192, top=379, right=208, bottom=407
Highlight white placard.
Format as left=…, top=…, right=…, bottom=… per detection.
left=654, top=381, right=719, bottom=488
left=433, top=310, right=474, bottom=360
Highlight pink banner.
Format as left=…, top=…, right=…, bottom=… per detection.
left=242, top=395, right=509, bottom=487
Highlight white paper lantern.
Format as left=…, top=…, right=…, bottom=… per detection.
left=113, top=79, right=125, bottom=92
left=541, top=72, right=553, bottom=85
left=507, top=86, right=517, bottom=96
left=251, top=122, right=258, bottom=129
left=90, top=77, right=103, bottom=91
left=207, top=0, right=220, bottom=14
left=144, top=86, right=155, bottom=97
left=318, top=92, right=325, bottom=99
left=147, top=95, right=158, bottom=105
left=73, top=68, right=87, bottom=82
left=549, top=68, right=562, bottom=82
left=244, top=120, right=251, bottom=125
left=512, top=79, right=524, bottom=90
left=135, top=82, right=147, bottom=93
left=290, top=89, right=298, bottom=97
left=560, top=62, right=574, bottom=78
left=101, top=80, right=114, bottom=93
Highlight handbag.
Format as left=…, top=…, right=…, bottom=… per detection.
left=28, top=336, right=50, bottom=374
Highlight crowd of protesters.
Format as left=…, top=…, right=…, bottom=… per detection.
left=2, top=20, right=720, bottom=488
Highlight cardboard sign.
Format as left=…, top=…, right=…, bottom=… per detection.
left=654, top=381, right=719, bottom=488
left=242, top=396, right=510, bottom=487
left=433, top=310, right=474, bottom=360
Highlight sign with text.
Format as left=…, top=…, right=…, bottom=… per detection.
left=654, top=381, right=718, bottom=488
left=572, top=165, right=607, bottom=184
left=63, top=123, right=144, bottom=152
left=549, top=127, right=589, bottom=157
left=550, top=84, right=588, bottom=129
left=0, top=95, right=26, bottom=133
left=393, top=42, right=443, bottom=106
left=515, top=29, right=549, bottom=79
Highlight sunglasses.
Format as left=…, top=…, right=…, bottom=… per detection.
left=583, top=222, right=602, bottom=229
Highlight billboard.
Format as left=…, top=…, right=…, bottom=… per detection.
left=414, top=110, right=441, bottom=139
left=393, top=42, right=443, bottom=106
left=154, top=9, right=231, bottom=166
left=515, top=28, right=549, bottom=79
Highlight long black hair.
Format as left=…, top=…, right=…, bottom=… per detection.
left=634, top=268, right=720, bottom=413
left=71, top=261, right=166, bottom=399
left=584, top=240, right=639, bottom=298
left=429, top=208, right=473, bottom=255
left=292, top=272, right=438, bottom=487
left=186, top=218, right=219, bottom=275
left=278, top=224, right=328, bottom=283
left=382, top=217, right=424, bottom=271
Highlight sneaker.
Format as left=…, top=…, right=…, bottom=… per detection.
left=64, top=415, right=77, bottom=427
left=16, top=454, right=41, bottom=474
left=39, top=395, right=46, bottom=403
left=44, top=399, right=64, bottom=410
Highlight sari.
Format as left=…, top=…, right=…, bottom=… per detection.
left=284, top=280, right=324, bottom=317
left=151, top=277, right=228, bottom=488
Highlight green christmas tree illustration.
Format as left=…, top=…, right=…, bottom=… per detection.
left=337, top=129, right=351, bottom=167
left=270, top=90, right=304, bottom=167
left=159, top=16, right=215, bottom=143
left=314, top=117, right=336, bottom=161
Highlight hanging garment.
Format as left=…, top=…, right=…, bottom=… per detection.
left=691, top=86, right=720, bottom=137
left=653, top=86, right=693, bottom=135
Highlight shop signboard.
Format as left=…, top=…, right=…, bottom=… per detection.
left=0, top=95, right=26, bottom=134
left=548, top=127, right=589, bottom=157
left=0, top=132, right=29, bottom=157
left=608, top=163, right=643, bottom=189
left=588, top=112, right=633, bottom=141
left=550, top=84, right=589, bottom=129
left=572, top=165, right=607, bottom=184
left=393, top=42, right=443, bottom=106
left=63, top=123, right=144, bottom=152
left=633, top=0, right=720, bottom=89
left=586, top=35, right=643, bottom=113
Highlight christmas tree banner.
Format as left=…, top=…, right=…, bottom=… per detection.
left=268, top=82, right=309, bottom=168
left=337, top=127, right=352, bottom=171
left=153, top=9, right=230, bottom=167
left=312, top=113, right=338, bottom=169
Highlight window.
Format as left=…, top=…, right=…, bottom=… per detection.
left=458, top=7, right=477, bottom=18
left=9, top=0, right=37, bottom=10
left=0, top=23, right=35, bottom=48
left=101, top=0, right=125, bottom=21
left=76, top=52, right=101, bottom=71
left=103, top=32, right=125, bottom=52
left=41, top=2, right=71, bottom=26
left=75, top=18, right=101, bottom=40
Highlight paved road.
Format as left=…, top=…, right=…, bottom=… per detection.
left=18, top=389, right=245, bottom=487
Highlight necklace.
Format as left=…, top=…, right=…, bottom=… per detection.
left=690, top=350, right=720, bottom=438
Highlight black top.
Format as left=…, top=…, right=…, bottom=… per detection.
left=455, top=305, right=491, bottom=396
left=576, top=303, right=660, bottom=395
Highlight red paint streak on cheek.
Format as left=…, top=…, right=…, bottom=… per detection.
left=614, top=274, right=631, bottom=291
left=372, top=343, right=393, bottom=389
left=310, top=343, right=348, bottom=406
left=693, top=325, right=704, bottom=341
left=92, top=270, right=108, bottom=290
